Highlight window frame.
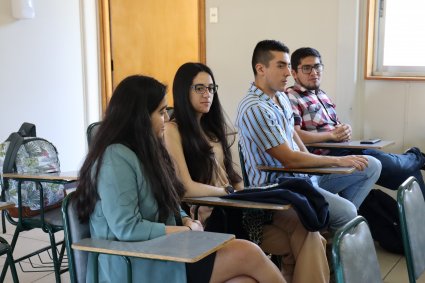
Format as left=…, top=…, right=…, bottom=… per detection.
left=365, top=0, right=425, bottom=81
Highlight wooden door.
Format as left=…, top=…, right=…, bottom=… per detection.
left=99, top=0, right=205, bottom=110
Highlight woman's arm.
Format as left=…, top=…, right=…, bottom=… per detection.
left=98, top=145, right=167, bottom=241
left=164, top=122, right=227, bottom=197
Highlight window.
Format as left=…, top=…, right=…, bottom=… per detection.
left=365, top=0, right=425, bottom=80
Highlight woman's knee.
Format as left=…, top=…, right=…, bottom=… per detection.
left=225, top=239, right=264, bottom=260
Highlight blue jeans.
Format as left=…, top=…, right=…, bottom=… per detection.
left=310, top=156, right=382, bottom=231
left=327, top=147, right=425, bottom=197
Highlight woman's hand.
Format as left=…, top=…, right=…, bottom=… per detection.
left=183, top=217, right=204, bottom=231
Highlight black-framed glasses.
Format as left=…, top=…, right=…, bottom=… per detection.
left=298, top=63, right=324, bottom=74
left=191, top=84, right=218, bottom=95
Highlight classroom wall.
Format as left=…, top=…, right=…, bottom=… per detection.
left=0, top=0, right=100, bottom=171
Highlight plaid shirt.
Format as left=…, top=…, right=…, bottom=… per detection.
left=286, top=83, right=340, bottom=132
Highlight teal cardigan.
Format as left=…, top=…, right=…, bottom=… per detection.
left=86, top=144, right=188, bottom=283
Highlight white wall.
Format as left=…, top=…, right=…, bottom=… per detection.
left=206, top=0, right=339, bottom=124
left=205, top=0, right=425, bottom=154
left=0, top=0, right=100, bottom=171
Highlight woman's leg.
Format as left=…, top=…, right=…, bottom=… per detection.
left=261, top=209, right=329, bottom=283
left=209, top=239, right=286, bottom=283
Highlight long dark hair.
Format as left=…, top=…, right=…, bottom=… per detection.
left=172, top=62, right=241, bottom=185
left=75, top=75, right=185, bottom=223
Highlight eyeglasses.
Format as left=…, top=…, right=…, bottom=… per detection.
left=191, top=84, right=218, bottom=95
left=298, top=63, right=324, bottom=74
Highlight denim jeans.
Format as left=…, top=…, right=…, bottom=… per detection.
left=328, top=147, right=425, bottom=197
left=310, top=156, right=382, bottom=231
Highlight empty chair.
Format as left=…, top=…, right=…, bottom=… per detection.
left=332, top=216, right=383, bottom=283
left=397, top=176, right=425, bottom=283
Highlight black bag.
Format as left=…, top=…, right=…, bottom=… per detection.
left=358, top=189, right=404, bottom=254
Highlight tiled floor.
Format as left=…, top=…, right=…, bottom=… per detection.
left=0, top=220, right=423, bottom=283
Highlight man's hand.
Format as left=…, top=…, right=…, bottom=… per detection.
left=336, top=155, right=368, bottom=170
left=330, top=124, right=352, bottom=142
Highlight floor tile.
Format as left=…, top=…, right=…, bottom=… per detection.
left=383, top=256, right=425, bottom=283
left=375, top=243, right=403, bottom=278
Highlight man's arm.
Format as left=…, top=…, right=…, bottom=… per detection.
left=293, top=130, right=308, bottom=153
left=295, top=124, right=352, bottom=144
left=266, top=140, right=368, bottom=170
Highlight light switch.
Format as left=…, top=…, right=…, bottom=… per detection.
left=209, top=7, right=218, bottom=23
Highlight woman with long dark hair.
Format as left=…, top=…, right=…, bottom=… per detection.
left=165, top=63, right=329, bottom=283
left=74, top=74, right=284, bottom=283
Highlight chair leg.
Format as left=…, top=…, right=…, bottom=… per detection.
left=47, top=230, right=62, bottom=283
left=1, top=210, right=6, bottom=234
left=0, top=225, right=21, bottom=282
left=6, top=248, right=19, bottom=283
left=58, top=242, right=66, bottom=265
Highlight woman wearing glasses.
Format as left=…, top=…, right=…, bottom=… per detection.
left=164, top=62, right=329, bottom=283
left=74, top=74, right=284, bottom=283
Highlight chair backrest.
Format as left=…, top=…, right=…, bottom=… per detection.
left=332, top=216, right=383, bottom=283
left=397, top=176, right=425, bottom=283
left=62, top=191, right=90, bottom=283
left=237, top=142, right=250, bottom=187
left=87, top=122, right=101, bottom=147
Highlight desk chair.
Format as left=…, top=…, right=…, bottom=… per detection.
left=0, top=202, right=19, bottom=283
left=238, top=143, right=251, bottom=187
left=397, top=176, right=425, bottom=283
left=62, top=192, right=132, bottom=283
left=63, top=192, right=234, bottom=283
left=86, top=122, right=101, bottom=147
left=332, top=216, right=383, bottom=283
left=0, top=180, right=67, bottom=283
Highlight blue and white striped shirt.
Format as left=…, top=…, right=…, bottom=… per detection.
left=236, top=83, right=300, bottom=186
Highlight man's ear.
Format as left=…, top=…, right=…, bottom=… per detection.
left=291, top=69, right=298, bottom=80
left=255, top=63, right=264, bottom=75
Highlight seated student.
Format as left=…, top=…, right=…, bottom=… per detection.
left=165, top=62, right=329, bottom=283
left=74, top=75, right=285, bottom=283
left=286, top=46, right=425, bottom=196
left=236, top=40, right=382, bottom=231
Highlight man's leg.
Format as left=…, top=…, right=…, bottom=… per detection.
left=260, top=209, right=329, bottom=283
left=310, top=178, right=357, bottom=231
left=362, top=148, right=425, bottom=195
left=328, top=147, right=425, bottom=195
left=317, top=156, right=381, bottom=208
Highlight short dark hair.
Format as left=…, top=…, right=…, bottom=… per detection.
left=252, top=40, right=290, bottom=75
left=291, top=47, right=322, bottom=71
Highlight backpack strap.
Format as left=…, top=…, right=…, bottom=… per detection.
left=3, top=132, right=24, bottom=174
left=18, top=123, right=36, bottom=137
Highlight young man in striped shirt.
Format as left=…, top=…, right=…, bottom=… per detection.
left=236, top=40, right=381, bottom=231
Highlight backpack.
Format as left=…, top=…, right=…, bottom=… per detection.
left=0, top=123, right=65, bottom=217
left=358, top=189, right=404, bottom=254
